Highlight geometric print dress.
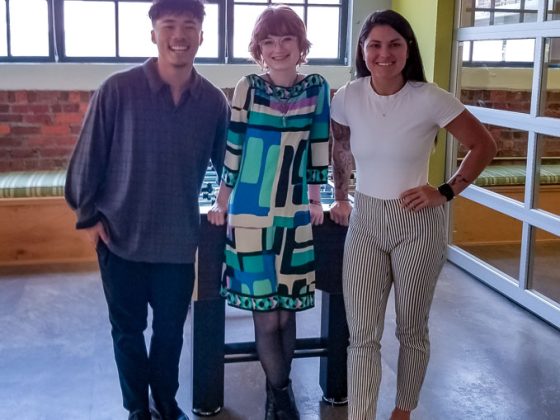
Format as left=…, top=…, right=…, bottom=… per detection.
left=220, top=73, right=331, bottom=312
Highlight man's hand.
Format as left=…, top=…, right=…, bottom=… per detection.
left=329, top=200, right=352, bottom=226
left=207, top=202, right=227, bottom=225
left=84, top=221, right=109, bottom=246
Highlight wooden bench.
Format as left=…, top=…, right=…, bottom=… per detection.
left=0, top=169, right=221, bottom=267
left=2, top=164, right=557, bottom=264
left=0, top=170, right=95, bottom=266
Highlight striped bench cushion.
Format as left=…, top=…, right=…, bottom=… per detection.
left=474, top=164, right=560, bottom=187
left=0, top=170, right=66, bottom=198
left=0, top=169, right=221, bottom=201
left=1, top=165, right=558, bottom=199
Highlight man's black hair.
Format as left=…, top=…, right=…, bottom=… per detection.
left=149, top=0, right=205, bottom=24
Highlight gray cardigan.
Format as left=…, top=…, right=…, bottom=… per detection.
left=65, top=58, right=230, bottom=264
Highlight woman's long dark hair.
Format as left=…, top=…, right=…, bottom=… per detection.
left=355, top=10, right=426, bottom=83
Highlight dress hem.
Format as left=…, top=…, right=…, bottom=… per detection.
left=220, top=287, right=315, bottom=312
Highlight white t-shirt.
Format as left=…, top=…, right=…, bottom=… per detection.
left=330, top=77, right=465, bottom=199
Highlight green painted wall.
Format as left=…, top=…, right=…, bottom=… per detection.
left=393, top=0, right=456, bottom=184
left=392, top=1, right=438, bottom=81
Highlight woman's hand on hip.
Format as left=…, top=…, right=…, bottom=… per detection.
left=400, top=185, right=446, bottom=212
left=329, top=200, right=353, bottom=226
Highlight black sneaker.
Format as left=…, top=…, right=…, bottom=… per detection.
left=128, top=409, right=151, bottom=420
left=149, top=395, right=189, bottom=420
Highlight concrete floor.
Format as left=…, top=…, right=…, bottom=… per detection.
left=0, top=262, right=559, bottom=420
left=461, top=242, right=560, bottom=303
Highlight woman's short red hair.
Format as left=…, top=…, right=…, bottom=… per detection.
left=248, top=5, right=311, bottom=67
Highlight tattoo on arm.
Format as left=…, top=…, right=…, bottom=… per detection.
left=449, top=173, right=471, bottom=188
left=331, top=120, right=352, bottom=200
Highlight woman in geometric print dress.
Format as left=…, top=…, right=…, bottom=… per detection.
left=207, top=5, right=330, bottom=419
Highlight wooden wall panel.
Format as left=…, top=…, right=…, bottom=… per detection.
left=0, top=197, right=95, bottom=265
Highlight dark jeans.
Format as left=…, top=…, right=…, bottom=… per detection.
left=97, top=241, right=194, bottom=413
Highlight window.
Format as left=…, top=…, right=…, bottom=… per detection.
left=460, top=0, right=538, bottom=65
left=0, top=0, right=348, bottom=64
left=451, top=0, right=560, bottom=328
left=462, top=38, right=535, bottom=64
left=460, top=0, right=539, bottom=27
left=1, top=0, right=50, bottom=59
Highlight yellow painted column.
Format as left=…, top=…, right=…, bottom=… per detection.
left=392, top=0, right=456, bottom=184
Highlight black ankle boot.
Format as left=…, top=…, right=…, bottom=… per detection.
left=265, top=381, right=276, bottom=420
left=271, top=380, right=299, bottom=420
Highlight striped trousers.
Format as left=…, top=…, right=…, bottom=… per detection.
left=343, top=192, right=447, bottom=419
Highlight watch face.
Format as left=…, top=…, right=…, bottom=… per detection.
left=438, top=183, right=454, bottom=201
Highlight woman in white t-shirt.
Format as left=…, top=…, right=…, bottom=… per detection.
left=329, top=10, right=496, bottom=420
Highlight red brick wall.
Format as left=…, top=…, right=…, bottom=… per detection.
left=0, top=90, right=92, bottom=172
left=459, top=89, right=560, bottom=160
left=0, top=88, right=238, bottom=173
left=0, top=88, right=558, bottom=173
left=461, top=88, right=532, bottom=113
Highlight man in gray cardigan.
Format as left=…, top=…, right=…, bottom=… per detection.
left=65, top=1, right=229, bottom=419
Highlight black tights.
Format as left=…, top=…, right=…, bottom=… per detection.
left=253, top=310, right=296, bottom=389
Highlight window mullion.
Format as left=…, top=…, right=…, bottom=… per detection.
left=47, top=0, right=56, bottom=61
left=225, top=0, right=234, bottom=63
left=53, top=0, right=64, bottom=61
left=114, top=0, right=119, bottom=58
left=218, top=0, right=226, bottom=63
left=6, top=0, right=11, bottom=56
left=340, top=0, right=348, bottom=65
left=537, top=0, right=547, bottom=22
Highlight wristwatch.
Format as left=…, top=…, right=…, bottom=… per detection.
left=437, top=183, right=455, bottom=201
